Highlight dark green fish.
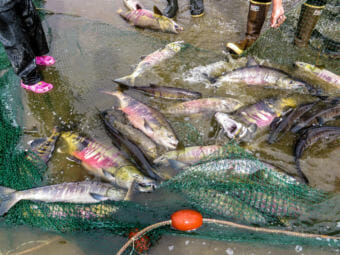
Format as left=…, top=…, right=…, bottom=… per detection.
left=99, top=110, right=160, bottom=181
left=132, top=84, right=202, bottom=100
left=294, top=126, right=340, bottom=184
left=268, top=102, right=317, bottom=144
left=291, top=104, right=340, bottom=133
left=28, top=127, right=60, bottom=163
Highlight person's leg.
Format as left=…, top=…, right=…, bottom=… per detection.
left=0, top=6, right=53, bottom=92
left=163, top=0, right=178, bottom=18
left=226, top=0, right=271, bottom=55
left=17, top=0, right=55, bottom=66
left=0, top=7, right=39, bottom=81
left=17, top=0, right=49, bottom=56
left=190, top=0, right=204, bottom=17
left=294, top=0, right=327, bottom=47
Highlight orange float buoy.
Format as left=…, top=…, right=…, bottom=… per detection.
left=128, top=228, right=151, bottom=253
left=171, top=209, right=203, bottom=231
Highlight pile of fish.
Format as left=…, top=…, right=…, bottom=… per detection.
left=268, top=98, right=340, bottom=184
left=6, top=2, right=339, bottom=221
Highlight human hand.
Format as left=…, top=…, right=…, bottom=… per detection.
left=271, top=0, right=286, bottom=28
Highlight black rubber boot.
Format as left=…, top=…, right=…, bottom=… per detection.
left=294, top=3, right=325, bottom=48
left=163, top=0, right=178, bottom=18
left=0, top=0, right=48, bottom=81
left=190, top=0, right=204, bottom=17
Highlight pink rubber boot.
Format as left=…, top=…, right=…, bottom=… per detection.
left=35, top=55, right=55, bottom=66
left=21, top=80, right=53, bottom=94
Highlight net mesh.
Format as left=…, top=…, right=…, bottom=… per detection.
left=0, top=0, right=339, bottom=254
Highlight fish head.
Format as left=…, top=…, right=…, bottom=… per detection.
left=61, top=132, right=87, bottom=153
left=158, top=16, right=184, bottom=33
left=120, top=166, right=157, bottom=192
left=215, top=112, right=244, bottom=139
left=166, top=41, right=185, bottom=52
left=156, top=127, right=178, bottom=149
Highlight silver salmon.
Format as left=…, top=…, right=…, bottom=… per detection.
left=0, top=181, right=127, bottom=216
left=215, top=64, right=319, bottom=95
left=117, top=6, right=183, bottom=34
left=114, top=41, right=185, bottom=86
left=103, top=90, right=178, bottom=149
left=163, top=97, right=243, bottom=115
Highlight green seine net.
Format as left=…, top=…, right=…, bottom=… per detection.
left=0, top=1, right=339, bottom=254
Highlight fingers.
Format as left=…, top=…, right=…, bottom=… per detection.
left=271, top=14, right=286, bottom=28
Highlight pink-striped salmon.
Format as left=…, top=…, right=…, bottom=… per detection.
left=117, top=6, right=183, bottom=34
left=61, top=132, right=156, bottom=192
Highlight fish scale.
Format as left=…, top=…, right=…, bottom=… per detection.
left=61, top=132, right=157, bottom=191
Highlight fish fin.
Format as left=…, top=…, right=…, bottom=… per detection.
left=102, top=169, right=116, bottom=182
left=89, top=193, right=109, bottom=201
left=124, top=180, right=138, bottom=201
left=0, top=192, right=19, bottom=216
left=0, top=186, right=16, bottom=195
left=114, top=75, right=135, bottom=87
left=246, top=56, right=258, bottom=67
left=153, top=5, right=163, bottom=16
left=28, top=138, right=46, bottom=149
left=66, top=155, right=82, bottom=164
left=316, top=116, right=324, bottom=125
left=143, top=120, right=154, bottom=133
left=168, top=159, right=188, bottom=171
left=202, top=73, right=217, bottom=83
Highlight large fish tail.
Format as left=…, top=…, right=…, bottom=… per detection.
left=0, top=187, right=19, bottom=216
left=114, top=74, right=135, bottom=86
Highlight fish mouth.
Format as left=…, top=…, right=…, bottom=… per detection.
left=176, top=26, right=184, bottom=33
left=136, top=181, right=157, bottom=192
